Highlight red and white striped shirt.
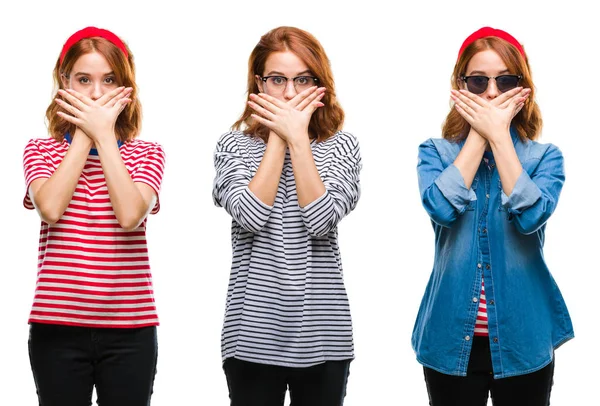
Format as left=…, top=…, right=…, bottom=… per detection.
left=474, top=279, right=488, bottom=336
left=23, top=137, right=165, bottom=328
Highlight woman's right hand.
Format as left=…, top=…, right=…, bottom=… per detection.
left=247, top=86, right=326, bottom=145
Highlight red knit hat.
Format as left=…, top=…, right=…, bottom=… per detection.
left=60, top=26, right=128, bottom=65
left=457, top=27, right=525, bottom=60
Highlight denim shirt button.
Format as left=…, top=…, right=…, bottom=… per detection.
left=465, top=335, right=470, bottom=341
left=477, top=263, right=482, bottom=269
left=472, top=297, right=478, bottom=303
left=489, top=300, right=495, bottom=305
left=486, top=264, right=490, bottom=270
left=483, top=228, right=487, bottom=234
left=493, top=337, right=498, bottom=343
left=486, top=194, right=490, bottom=199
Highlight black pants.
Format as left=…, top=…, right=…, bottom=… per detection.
left=28, top=322, right=158, bottom=406
left=223, top=357, right=351, bottom=406
left=424, top=336, right=554, bottom=406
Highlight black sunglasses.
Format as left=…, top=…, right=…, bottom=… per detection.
left=460, top=74, right=522, bottom=94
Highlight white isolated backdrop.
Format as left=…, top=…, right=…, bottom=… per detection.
left=0, top=1, right=596, bottom=405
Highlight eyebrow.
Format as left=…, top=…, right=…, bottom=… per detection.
left=265, top=69, right=312, bottom=76
left=73, top=71, right=115, bottom=77
left=467, top=69, right=510, bottom=75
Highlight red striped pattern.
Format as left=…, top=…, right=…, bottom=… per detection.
left=474, top=279, right=488, bottom=336
left=23, top=138, right=165, bottom=328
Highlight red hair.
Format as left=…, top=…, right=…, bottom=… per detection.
left=46, top=35, right=142, bottom=143
left=443, top=36, right=542, bottom=142
left=233, top=26, right=344, bottom=142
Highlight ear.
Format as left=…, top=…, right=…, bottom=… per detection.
left=255, top=74, right=264, bottom=93
left=60, top=73, right=70, bottom=89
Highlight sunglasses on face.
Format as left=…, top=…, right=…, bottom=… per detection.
left=460, top=74, right=523, bottom=94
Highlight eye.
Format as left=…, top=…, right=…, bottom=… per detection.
left=295, top=77, right=310, bottom=85
left=270, top=76, right=286, bottom=86
left=104, top=76, right=116, bottom=84
left=470, top=76, right=488, bottom=86
left=78, top=77, right=90, bottom=84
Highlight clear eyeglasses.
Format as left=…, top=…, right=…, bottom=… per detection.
left=260, top=75, right=320, bottom=93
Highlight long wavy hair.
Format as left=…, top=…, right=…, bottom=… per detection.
left=233, top=26, right=344, bottom=142
left=46, top=36, right=141, bottom=142
left=443, top=36, right=542, bottom=142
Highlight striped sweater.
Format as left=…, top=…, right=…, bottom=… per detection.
left=213, top=130, right=361, bottom=367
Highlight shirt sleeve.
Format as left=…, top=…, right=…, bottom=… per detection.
left=500, top=144, right=564, bottom=235
left=23, top=139, right=53, bottom=210
left=417, top=138, right=476, bottom=227
left=300, top=132, right=362, bottom=237
left=131, top=143, right=166, bottom=214
left=212, top=132, right=273, bottom=233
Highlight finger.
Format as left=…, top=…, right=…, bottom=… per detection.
left=495, top=87, right=530, bottom=109
left=65, top=88, right=94, bottom=107
left=103, top=87, right=132, bottom=107
left=55, top=98, right=82, bottom=117
left=456, top=89, right=487, bottom=110
left=288, top=86, right=320, bottom=109
left=250, top=113, right=275, bottom=130
left=301, top=93, right=326, bottom=115
left=453, top=101, right=474, bottom=124
left=247, top=100, right=276, bottom=121
left=451, top=93, right=476, bottom=118
left=296, top=88, right=325, bottom=111
left=56, top=111, right=83, bottom=127
left=57, top=89, right=88, bottom=111
left=514, top=102, right=525, bottom=116
left=250, top=93, right=281, bottom=113
left=113, top=98, right=131, bottom=115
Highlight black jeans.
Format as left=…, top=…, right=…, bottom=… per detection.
left=223, top=357, right=351, bottom=406
left=28, top=322, right=158, bottom=406
left=424, top=336, right=554, bottom=406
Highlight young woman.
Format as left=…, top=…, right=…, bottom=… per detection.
left=412, top=27, right=574, bottom=406
left=212, top=26, right=361, bottom=406
left=23, top=27, right=165, bottom=406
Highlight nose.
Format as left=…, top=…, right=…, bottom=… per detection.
left=90, top=83, right=103, bottom=101
left=283, top=80, right=297, bottom=101
left=484, top=78, right=500, bottom=100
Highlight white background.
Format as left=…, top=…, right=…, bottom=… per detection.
left=0, top=0, right=597, bottom=404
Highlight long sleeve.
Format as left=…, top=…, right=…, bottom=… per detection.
left=501, top=144, right=564, bottom=235
left=417, top=139, right=476, bottom=227
left=300, top=132, right=361, bottom=237
left=213, top=132, right=273, bottom=233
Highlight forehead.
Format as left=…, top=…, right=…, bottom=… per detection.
left=465, top=49, right=508, bottom=74
left=71, top=51, right=112, bottom=74
left=264, top=51, right=309, bottom=74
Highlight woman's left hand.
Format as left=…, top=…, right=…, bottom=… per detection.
left=451, top=87, right=529, bottom=142
left=55, top=86, right=132, bottom=144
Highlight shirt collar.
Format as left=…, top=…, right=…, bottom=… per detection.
left=64, top=132, right=123, bottom=156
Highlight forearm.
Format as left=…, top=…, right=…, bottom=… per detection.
left=453, top=128, right=487, bottom=188
left=30, top=133, right=91, bottom=224
left=95, top=136, right=150, bottom=230
left=288, top=136, right=326, bottom=208
left=248, top=132, right=286, bottom=206
left=489, top=132, right=522, bottom=195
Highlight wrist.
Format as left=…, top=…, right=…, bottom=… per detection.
left=488, top=131, right=511, bottom=149
left=287, top=134, right=311, bottom=154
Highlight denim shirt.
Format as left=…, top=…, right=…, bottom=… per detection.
left=412, top=128, right=574, bottom=379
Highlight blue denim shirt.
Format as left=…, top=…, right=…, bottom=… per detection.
left=412, top=128, right=574, bottom=379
